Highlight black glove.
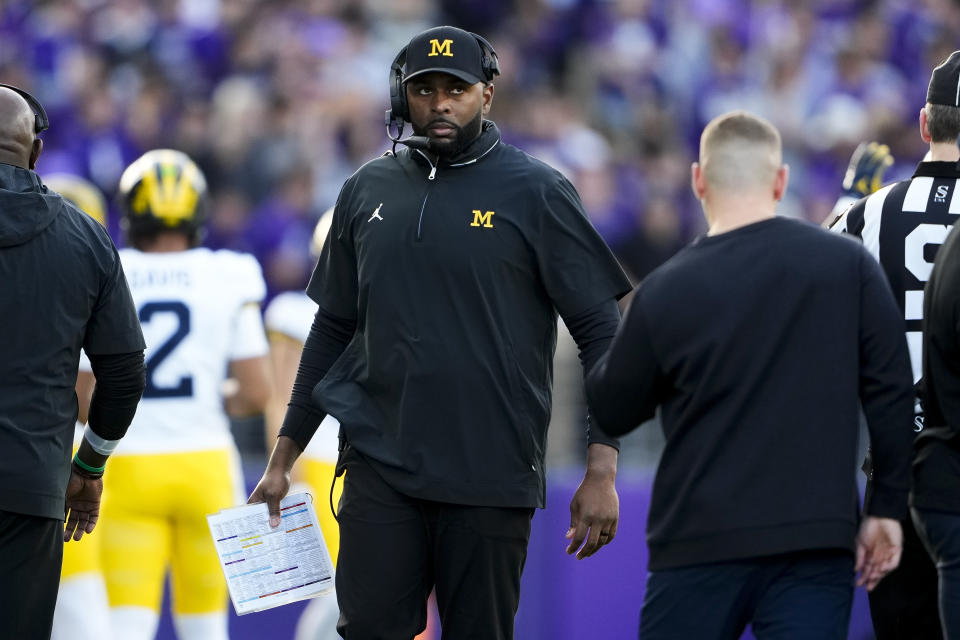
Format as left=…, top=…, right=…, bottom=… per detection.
left=842, top=141, right=894, bottom=199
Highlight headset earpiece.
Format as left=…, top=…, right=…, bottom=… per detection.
left=0, top=83, right=49, bottom=134
left=471, top=33, right=501, bottom=82
left=389, top=46, right=410, bottom=123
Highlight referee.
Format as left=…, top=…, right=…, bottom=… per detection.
left=831, top=50, right=960, bottom=640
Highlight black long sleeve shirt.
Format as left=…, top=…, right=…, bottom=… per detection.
left=87, top=351, right=146, bottom=440
left=587, top=217, right=915, bottom=570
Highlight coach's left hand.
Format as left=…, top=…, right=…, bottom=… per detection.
left=566, top=443, right=619, bottom=560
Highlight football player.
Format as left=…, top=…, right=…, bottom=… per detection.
left=79, top=149, right=272, bottom=640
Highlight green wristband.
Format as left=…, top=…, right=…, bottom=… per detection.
left=72, top=455, right=106, bottom=475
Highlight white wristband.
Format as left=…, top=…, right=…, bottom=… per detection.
left=83, top=424, right=120, bottom=456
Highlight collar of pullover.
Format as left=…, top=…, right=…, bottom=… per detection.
left=412, top=120, right=501, bottom=169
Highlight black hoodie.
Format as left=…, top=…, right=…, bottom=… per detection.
left=0, top=162, right=144, bottom=520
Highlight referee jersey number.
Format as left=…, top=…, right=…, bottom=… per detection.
left=903, top=222, right=955, bottom=386
left=905, top=223, right=952, bottom=283
left=140, top=301, right=194, bottom=398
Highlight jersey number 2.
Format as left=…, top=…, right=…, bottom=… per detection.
left=140, top=301, right=194, bottom=398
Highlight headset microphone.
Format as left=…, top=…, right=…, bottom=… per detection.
left=385, top=110, right=432, bottom=152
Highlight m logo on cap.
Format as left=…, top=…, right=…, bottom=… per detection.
left=428, top=38, right=454, bottom=57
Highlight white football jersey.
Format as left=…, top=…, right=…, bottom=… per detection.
left=116, top=248, right=269, bottom=454
left=264, top=291, right=340, bottom=464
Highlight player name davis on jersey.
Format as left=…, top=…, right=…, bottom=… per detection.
left=127, top=268, right=192, bottom=288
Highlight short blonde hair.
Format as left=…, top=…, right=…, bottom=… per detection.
left=699, top=111, right=782, bottom=191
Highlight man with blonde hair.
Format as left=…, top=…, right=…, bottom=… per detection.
left=587, top=111, right=915, bottom=639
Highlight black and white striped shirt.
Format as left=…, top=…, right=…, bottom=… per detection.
left=833, top=161, right=960, bottom=385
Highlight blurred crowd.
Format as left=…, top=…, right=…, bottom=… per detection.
left=3, top=0, right=960, bottom=297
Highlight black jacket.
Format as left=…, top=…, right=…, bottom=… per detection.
left=0, top=163, right=144, bottom=520
left=587, top=217, right=915, bottom=570
left=914, top=216, right=960, bottom=514
left=299, top=122, right=630, bottom=508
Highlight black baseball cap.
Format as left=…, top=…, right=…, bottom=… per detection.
left=402, top=26, right=487, bottom=85
left=927, top=50, right=960, bottom=107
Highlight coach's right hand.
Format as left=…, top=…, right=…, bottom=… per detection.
left=248, top=435, right=301, bottom=527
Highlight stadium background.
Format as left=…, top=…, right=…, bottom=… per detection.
left=4, top=0, right=959, bottom=637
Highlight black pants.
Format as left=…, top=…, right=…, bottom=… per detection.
left=867, top=514, right=942, bottom=640
left=913, top=507, right=960, bottom=639
left=0, top=510, right=63, bottom=640
left=639, top=549, right=854, bottom=640
left=335, top=449, right=534, bottom=640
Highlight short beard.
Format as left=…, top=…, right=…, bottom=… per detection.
left=413, top=109, right=483, bottom=158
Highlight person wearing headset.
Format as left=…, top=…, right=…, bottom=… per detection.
left=0, top=84, right=145, bottom=640
left=249, top=25, right=631, bottom=640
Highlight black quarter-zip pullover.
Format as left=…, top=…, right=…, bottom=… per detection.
left=282, top=121, right=631, bottom=508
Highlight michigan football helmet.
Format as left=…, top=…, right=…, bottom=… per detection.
left=43, top=173, right=108, bottom=227
left=118, top=149, right=208, bottom=246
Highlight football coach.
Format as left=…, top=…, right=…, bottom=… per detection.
left=0, top=84, right=145, bottom=639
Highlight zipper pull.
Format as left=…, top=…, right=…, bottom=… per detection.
left=428, top=165, right=437, bottom=181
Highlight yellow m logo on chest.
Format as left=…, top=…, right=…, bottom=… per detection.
left=470, top=210, right=494, bottom=228
left=429, top=39, right=454, bottom=57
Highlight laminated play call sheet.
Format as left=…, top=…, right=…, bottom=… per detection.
left=208, top=492, right=334, bottom=615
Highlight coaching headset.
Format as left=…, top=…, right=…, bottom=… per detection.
left=386, top=29, right=500, bottom=151
left=0, top=83, right=49, bottom=134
